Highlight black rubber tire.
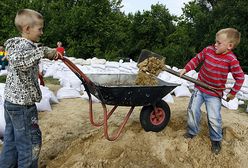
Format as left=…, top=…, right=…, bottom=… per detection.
left=140, top=100, right=171, bottom=132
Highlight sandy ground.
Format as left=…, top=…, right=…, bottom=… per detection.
left=1, top=83, right=248, bottom=168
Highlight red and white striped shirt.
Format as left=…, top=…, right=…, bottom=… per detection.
left=184, top=45, right=245, bottom=97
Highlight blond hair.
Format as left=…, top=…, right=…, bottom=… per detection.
left=15, top=9, right=43, bottom=32
left=216, top=28, right=241, bottom=49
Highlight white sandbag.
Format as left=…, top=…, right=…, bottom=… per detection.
left=246, top=105, right=248, bottom=113
left=0, top=112, right=5, bottom=137
left=73, top=58, right=85, bottom=64
left=91, top=57, right=106, bottom=64
left=81, top=59, right=91, bottom=65
left=60, top=74, right=83, bottom=92
left=90, top=63, right=106, bottom=70
left=185, top=70, right=197, bottom=78
left=0, top=83, right=5, bottom=95
left=67, top=57, right=76, bottom=62
left=120, top=62, right=137, bottom=70
left=158, top=71, right=171, bottom=82
left=105, top=67, right=120, bottom=74
left=70, top=79, right=83, bottom=92
left=105, top=61, right=120, bottom=68
left=79, top=65, right=91, bottom=73
left=172, top=66, right=179, bottom=72
left=192, top=73, right=198, bottom=79
left=40, top=85, right=59, bottom=104
left=173, top=85, right=191, bottom=97
left=244, top=74, right=248, bottom=87
left=162, top=93, right=174, bottom=103
left=36, top=98, right=52, bottom=112
left=59, top=78, right=71, bottom=88
left=81, top=92, right=100, bottom=103
left=118, top=67, right=132, bottom=74
left=221, top=95, right=239, bottom=110
left=0, top=69, right=8, bottom=76
left=238, top=100, right=244, bottom=105
left=52, top=70, right=65, bottom=79
left=43, top=65, right=57, bottom=77
left=56, top=87, right=82, bottom=99
left=0, top=95, right=5, bottom=137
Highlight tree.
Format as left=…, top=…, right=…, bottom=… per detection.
left=127, top=4, right=176, bottom=61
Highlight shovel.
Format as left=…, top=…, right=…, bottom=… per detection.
left=137, top=49, right=228, bottom=100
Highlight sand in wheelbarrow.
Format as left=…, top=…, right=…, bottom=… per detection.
left=135, top=56, right=165, bottom=86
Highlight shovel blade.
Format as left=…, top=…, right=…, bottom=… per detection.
left=137, top=49, right=164, bottom=64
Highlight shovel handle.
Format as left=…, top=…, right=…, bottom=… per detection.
left=164, top=68, right=227, bottom=91
left=163, top=68, right=229, bottom=101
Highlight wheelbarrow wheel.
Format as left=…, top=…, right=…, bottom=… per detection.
left=140, top=100, right=170, bottom=132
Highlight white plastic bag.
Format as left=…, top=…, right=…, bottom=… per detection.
left=173, top=85, right=191, bottom=97
left=56, top=87, right=82, bottom=99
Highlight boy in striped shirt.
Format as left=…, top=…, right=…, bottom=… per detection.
left=180, top=28, right=245, bottom=155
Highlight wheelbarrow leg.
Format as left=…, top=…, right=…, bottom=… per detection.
left=88, top=97, right=117, bottom=127
left=102, top=105, right=135, bottom=141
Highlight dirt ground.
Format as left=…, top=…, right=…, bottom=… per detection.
left=1, top=83, right=248, bottom=168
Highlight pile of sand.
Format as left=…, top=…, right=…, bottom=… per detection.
left=38, top=84, right=248, bottom=168
left=1, top=83, right=248, bottom=168
left=135, top=57, right=165, bottom=86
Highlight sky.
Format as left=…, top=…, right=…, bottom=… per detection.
left=121, top=0, right=192, bottom=16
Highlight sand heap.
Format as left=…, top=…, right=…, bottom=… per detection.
left=135, top=56, right=165, bottom=86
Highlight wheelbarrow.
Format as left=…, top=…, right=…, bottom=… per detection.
left=59, top=57, right=179, bottom=141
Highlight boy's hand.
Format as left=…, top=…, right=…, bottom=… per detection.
left=43, top=47, right=57, bottom=60
left=179, top=69, right=186, bottom=77
left=226, top=93, right=235, bottom=102
left=54, top=52, right=63, bottom=60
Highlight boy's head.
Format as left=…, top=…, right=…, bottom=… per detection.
left=215, top=28, right=241, bottom=54
left=15, top=9, right=44, bottom=42
left=57, top=41, right=62, bottom=47
left=0, top=46, right=4, bottom=51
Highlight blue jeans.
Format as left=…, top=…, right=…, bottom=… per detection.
left=187, top=88, right=222, bottom=141
left=0, top=101, right=42, bottom=168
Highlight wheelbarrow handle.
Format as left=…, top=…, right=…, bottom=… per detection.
left=59, top=57, right=91, bottom=84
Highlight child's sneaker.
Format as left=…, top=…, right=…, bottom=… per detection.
left=183, top=132, right=195, bottom=139
left=211, top=141, right=221, bottom=155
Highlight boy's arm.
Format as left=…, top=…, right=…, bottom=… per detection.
left=179, top=48, right=206, bottom=76
left=184, top=49, right=205, bottom=72
left=7, top=47, right=59, bottom=71
left=7, top=47, right=44, bottom=71
left=227, top=59, right=245, bottom=100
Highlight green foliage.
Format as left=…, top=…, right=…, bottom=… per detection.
left=0, top=0, right=248, bottom=68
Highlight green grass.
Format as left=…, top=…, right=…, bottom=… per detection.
left=0, top=76, right=60, bottom=85
left=43, top=77, right=60, bottom=85
left=0, top=76, right=6, bottom=83
left=238, top=100, right=248, bottom=113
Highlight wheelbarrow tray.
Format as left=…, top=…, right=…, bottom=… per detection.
left=60, top=57, right=177, bottom=141
left=86, top=74, right=179, bottom=106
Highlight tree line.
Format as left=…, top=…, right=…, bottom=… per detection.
left=0, top=0, right=247, bottom=71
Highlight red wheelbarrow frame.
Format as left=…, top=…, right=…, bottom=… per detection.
left=59, top=57, right=134, bottom=141
left=59, top=57, right=142, bottom=141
